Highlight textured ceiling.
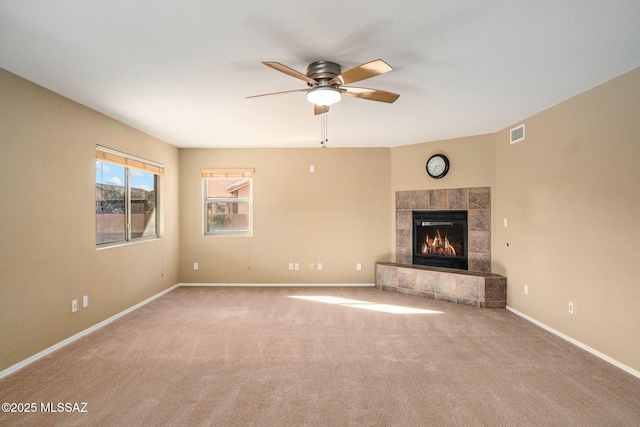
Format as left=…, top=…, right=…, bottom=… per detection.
left=1, top=1, right=639, bottom=148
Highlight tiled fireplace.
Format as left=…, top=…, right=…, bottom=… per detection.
left=375, top=187, right=506, bottom=308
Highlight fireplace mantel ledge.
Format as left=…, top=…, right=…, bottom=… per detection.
left=375, top=262, right=507, bottom=309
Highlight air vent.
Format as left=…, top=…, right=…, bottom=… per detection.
left=510, top=124, right=525, bottom=144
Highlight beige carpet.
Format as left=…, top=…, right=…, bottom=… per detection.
left=1, top=286, right=639, bottom=426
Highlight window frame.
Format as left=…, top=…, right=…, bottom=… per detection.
left=203, top=169, right=254, bottom=237
left=96, top=146, right=163, bottom=247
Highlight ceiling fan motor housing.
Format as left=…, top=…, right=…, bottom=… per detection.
left=306, top=61, right=342, bottom=86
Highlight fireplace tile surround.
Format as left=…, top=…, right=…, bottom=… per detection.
left=395, top=187, right=492, bottom=272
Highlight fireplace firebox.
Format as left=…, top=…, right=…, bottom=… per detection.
left=413, top=210, right=468, bottom=270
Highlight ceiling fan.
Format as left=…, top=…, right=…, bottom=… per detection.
left=247, top=59, right=400, bottom=115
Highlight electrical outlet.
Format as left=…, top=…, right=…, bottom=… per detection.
left=524, top=284, right=529, bottom=295
left=288, top=263, right=294, bottom=271
left=356, top=263, right=362, bottom=271
left=71, top=299, right=78, bottom=313
left=317, top=263, right=323, bottom=270
left=294, top=263, right=299, bottom=271
left=568, top=301, right=575, bottom=315
left=82, top=295, right=89, bottom=308
left=193, top=262, right=199, bottom=270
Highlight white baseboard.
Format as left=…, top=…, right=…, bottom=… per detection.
left=0, top=284, right=179, bottom=379
left=178, top=283, right=375, bottom=287
left=506, top=305, right=640, bottom=380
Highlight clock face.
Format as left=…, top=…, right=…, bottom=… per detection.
left=426, top=154, right=449, bottom=178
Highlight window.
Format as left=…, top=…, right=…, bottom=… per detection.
left=203, top=168, right=254, bottom=235
left=96, top=146, right=163, bottom=245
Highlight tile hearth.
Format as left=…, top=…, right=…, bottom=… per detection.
left=375, top=262, right=507, bottom=308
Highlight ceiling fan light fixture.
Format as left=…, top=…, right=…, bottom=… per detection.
left=307, top=87, right=341, bottom=106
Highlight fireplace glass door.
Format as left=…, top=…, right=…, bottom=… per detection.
left=413, top=210, right=468, bottom=270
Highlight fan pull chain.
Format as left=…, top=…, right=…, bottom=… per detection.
left=320, top=112, right=328, bottom=148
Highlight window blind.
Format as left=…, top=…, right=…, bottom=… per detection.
left=96, top=146, right=164, bottom=176
left=201, top=168, right=254, bottom=178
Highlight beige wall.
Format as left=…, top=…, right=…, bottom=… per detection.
left=493, top=67, right=640, bottom=371
left=389, top=134, right=497, bottom=260
left=0, top=69, right=180, bottom=372
left=179, top=148, right=391, bottom=283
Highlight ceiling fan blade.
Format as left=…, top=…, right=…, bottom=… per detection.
left=342, top=86, right=400, bottom=103
left=329, top=59, right=393, bottom=85
left=246, top=88, right=308, bottom=99
left=262, top=62, right=319, bottom=85
left=314, top=105, right=330, bottom=115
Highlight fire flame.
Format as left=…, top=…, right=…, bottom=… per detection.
left=421, top=230, right=457, bottom=256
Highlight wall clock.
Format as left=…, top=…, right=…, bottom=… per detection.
left=426, top=154, right=449, bottom=179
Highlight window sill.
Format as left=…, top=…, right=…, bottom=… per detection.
left=204, top=232, right=253, bottom=237
left=96, top=236, right=159, bottom=250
